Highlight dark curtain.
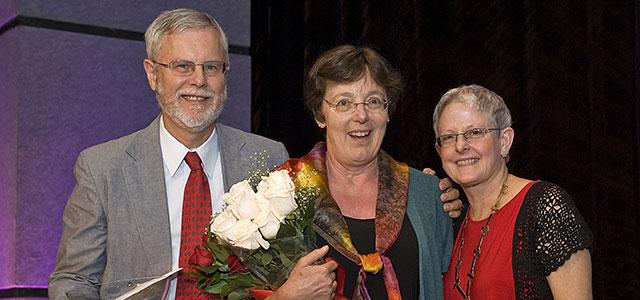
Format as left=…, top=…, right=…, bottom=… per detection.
left=252, top=1, right=640, bottom=298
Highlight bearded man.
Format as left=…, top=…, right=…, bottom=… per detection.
left=48, top=8, right=289, bottom=299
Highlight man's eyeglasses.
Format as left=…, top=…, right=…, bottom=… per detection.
left=152, top=60, right=227, bottom=77
left=323, top=97, right=390, bottom=113
left=436, top=128, right=500, bottom=147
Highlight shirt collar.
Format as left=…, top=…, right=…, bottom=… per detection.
left=159, top=115, right=219, bottom=177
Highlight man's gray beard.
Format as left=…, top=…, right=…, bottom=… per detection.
left=156, top=84, right=227, bottom=132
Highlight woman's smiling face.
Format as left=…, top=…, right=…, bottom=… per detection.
left=318, top=71, right=389, bottom=169
left=435, top=101, right=506, bottom=188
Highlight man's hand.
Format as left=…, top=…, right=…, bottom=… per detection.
left=423, top=168, right=463, bottom=218
left=269, top=245, right=338, bottom=300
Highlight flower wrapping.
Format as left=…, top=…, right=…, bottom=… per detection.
left=188, top=166, right=318, bottom=299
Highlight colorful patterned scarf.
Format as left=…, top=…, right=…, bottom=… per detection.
left=277, top=142, right=409, bottom=300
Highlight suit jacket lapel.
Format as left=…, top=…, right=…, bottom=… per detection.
left=123, top=116, right=173, bottom=274
left=217, top=123, right=249, bottom=192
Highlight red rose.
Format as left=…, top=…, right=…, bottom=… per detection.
left=201, top=233, right=209, bottom=244
left=227, top=255, right=249, bottom=273
left=189, top=246, right=214, bottom=267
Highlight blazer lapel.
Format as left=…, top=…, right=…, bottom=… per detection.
left=217, top=124, right=248, bottom=192
left=123, top=117, right=173, bottom=274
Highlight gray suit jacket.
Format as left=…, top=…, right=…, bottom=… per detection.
left=48, top=117, right=289, bottom=299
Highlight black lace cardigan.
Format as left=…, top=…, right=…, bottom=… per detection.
left=454, top=181, right=592, bottom=299
left=513, top=181, right=592, bottom=299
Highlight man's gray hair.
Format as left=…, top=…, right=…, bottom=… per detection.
left=145, top=8, right=229, bottom=63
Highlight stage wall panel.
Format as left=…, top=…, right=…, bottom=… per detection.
left=16, top=0, right=250, bottom=47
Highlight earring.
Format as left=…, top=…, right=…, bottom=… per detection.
left=501, top=152, right=508, bottom=158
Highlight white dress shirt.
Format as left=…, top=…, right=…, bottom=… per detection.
left=158, top=116, right=225, bottom=299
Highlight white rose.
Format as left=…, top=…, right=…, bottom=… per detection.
left=220, top=193, right=235, bottom=206
left=210, top=211, right=237, bottom=241
left=251, top=207, right=271, bottom=227
left=254, top=209, right=281, bottom=239
left=258, top=170, right=295, bottom=191
left=257, top=170, right=297, bottom=220
left=225, top=180, right=255, bottom=204
left=254, top=231, right=270, bottom=250
left=225, top=181, right=260, bottom=220
left=227, top=219, right=261, bottom=250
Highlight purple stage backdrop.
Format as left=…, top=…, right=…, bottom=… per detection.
left=0, top=0, right=251, bottom=293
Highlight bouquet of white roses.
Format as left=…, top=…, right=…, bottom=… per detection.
left=211, top=170, right=298, bottom=250
left=188, top=169, right=317, bottom=299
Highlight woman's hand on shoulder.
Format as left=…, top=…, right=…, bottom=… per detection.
left=268, top=245, right=338, bottom=300
left=422, top=168, right=463, bottom=218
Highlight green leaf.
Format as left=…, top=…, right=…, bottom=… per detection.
left=203, top=280, right=227, bottom=294
left=189, top=271, right=207, bottom=281
left=227, top=288, right=251, bottom=300
left=277, top=251, right=293, bottom=267
left=220, top=270, right=250, bottom=280
left=270, top=244, right=282, bottom=252
left=212, top=271, right=222, bottom=281
left=303, top=226, right=317, bottom=248
left=260, top=252, right=273, bottom=265
left=275, top=223, right=297, bottom=238
left=194, top=264, right=221, bottom=274
left=219, top=264, right=231, bottom=272
left=220, top=273, right=255, bottom=296
left=208, top=240, right=231, bottom=260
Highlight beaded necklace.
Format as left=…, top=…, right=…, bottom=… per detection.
left=453, top=181, right=510, bottom=299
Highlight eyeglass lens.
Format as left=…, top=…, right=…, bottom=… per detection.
left=329, top=98, right=389, bottom=112
left=161, top=60, right=226, bottom=76
left=437, top=128, right=497, bottom=146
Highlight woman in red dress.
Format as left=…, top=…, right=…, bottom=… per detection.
left=434, top=84, right=593, bottom=300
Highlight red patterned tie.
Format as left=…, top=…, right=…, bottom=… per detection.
left=176, top=152, right=212, bottom=299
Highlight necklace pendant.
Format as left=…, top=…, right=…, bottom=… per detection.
left=455, top=283, right=468, bottom=299
left=481, top=225, right=489, bottom=234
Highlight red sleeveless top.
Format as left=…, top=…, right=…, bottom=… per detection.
left=443, top=181, right=536, bottom=300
